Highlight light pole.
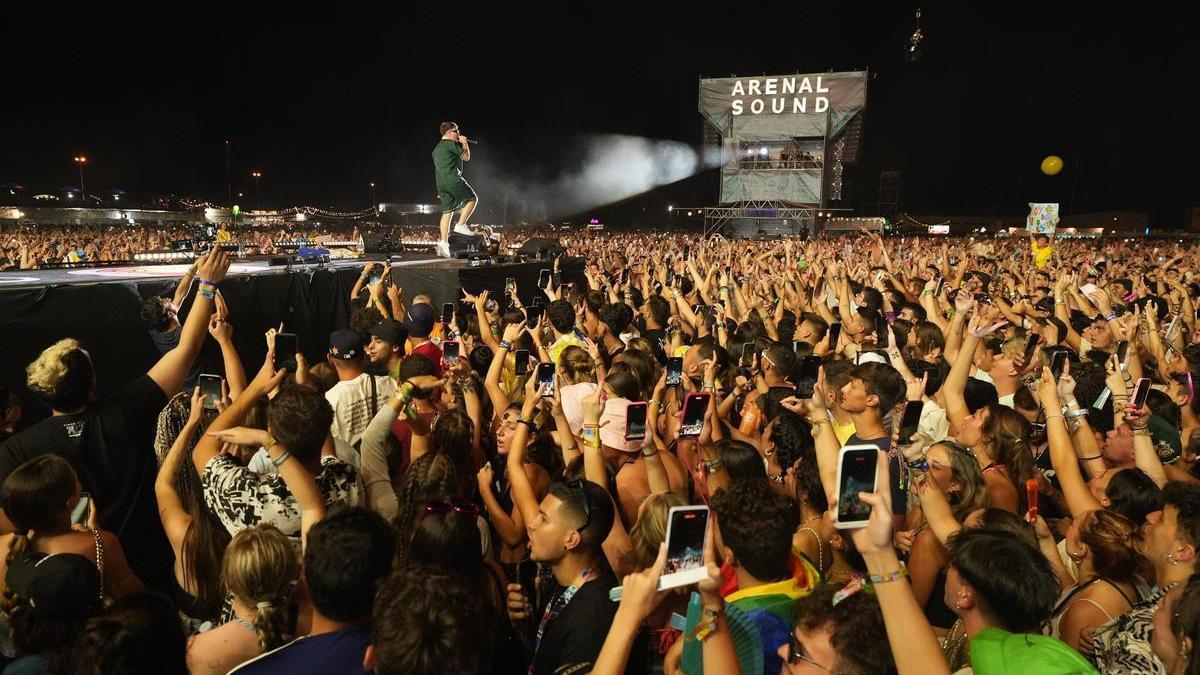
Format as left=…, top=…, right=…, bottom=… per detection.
left=73, top=156, right=87, bottom=203
left=370, top=182, right=377, bottom=211
left=251, top=171, right=262, bottom=209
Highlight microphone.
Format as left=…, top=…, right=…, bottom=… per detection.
left=464, top=138, right=479, bottom=145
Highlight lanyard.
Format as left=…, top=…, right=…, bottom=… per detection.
left=531, top=566, right=593, bottom=673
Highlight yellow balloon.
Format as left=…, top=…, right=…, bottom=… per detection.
left=1041, top=155, right=1063, bottom=176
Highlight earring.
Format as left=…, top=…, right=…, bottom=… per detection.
left=1167, top=553, right=1179, bottom=565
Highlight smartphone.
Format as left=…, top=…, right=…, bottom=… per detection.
left=442, top=341, right=460, bottom=364
left=535, top=363, right=556, bottom=396
left=526, top=301, right=544, bottom=327
left=935, top=278, right=946, bottom=296
left=794, top=355, right=820, bottom=399
left=1050, top=350, right=1068, bottom=380
left=665, top=357, right=683, bottom=387
left=1023, top=333, right=1041, bottom=366
left=514, top=349, right=530, bottom=377
left=367, top=270, right=382, bottom=286
left=1131, top=377, right=1151, bottom=409
left=551, top=271, right=562, bottom=289
left=679, top=392, right=710, bottom=438
left=828, top=323, right=842, bottom=347
left=834, top=445, right=880, bottom=529
left=875, top=316, right=890, bottom=348
left=666, top=270, right=675, bottom=287
left=1116, top=340, right=1130, bottom=368
left=622, top=268, right=630, bottom=285
left=198, top=374, right=222, bottom=410
left=538, top=269, right=552, bottom=289
left=625, top=402, right=648, bottom=441
left=505, top=277, right=517, bottom=296
left=660, top=506, right=710, bottom=586
left=274, top=333, right=299, bottom=372
left=70, top=493, right=91, bottom=526
left=739, top=343, right=755, bottom=369
left=897, top=400, right=923, bottom=444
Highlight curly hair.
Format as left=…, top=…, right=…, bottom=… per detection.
left=710, top=480, right=799, bottom=582
left=371, top=567, right=493, bottom=675
left=429, top=409, right=475, bottom=497
left=26, top=338, right=93, bottom=411
left=222, top=525, right=299, bottom=651
left=792, top=583, right=898, bottom=675
left=1076, top=510, right=1143, bottom=582
left=267, top=383, right=334, bottom=462
left=139, top=296, right=173, bottom=332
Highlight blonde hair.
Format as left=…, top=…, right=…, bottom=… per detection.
left=222, top=525, right=299, bottom=651
left=558, top=345, right=596, bottom=386
left=625, top=492, right=687, bottom=571
left=26, top=338, right=82, bottom=395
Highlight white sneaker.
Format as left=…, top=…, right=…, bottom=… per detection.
left=436, top=241, right=450, bottom=258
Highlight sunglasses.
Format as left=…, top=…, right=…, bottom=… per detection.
left=420, top=501, right=481, bottom=521
left=788, top=631, right=831, bottom=671
left=564, top=478, right=592, bottom=533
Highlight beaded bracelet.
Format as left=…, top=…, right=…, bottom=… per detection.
left=498, top=340, right=512, bottom=350
left=199, top=288, right=216, bottom=300
left=867, top=564, right=908, bottom=585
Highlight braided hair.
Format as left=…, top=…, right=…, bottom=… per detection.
left=222, top=525, right=299, bottom=652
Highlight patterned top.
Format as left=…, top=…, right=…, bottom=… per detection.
left=1090, top=583, right=1176, bottom=675
left=202, top=455, right=360, bottom=539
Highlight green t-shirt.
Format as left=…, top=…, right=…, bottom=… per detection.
left=432, top=138, right=465, bottom=187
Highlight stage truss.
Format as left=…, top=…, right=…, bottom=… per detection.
left=702, top=201, right=816, bottom=238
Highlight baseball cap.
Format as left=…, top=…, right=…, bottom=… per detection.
left=329, top=329, right=364, bottom=360
left=6, top=552, right=101, bottom=617
left=370, top=319, right=408, bottom=348
left=405, top=303, right=438, bottom=338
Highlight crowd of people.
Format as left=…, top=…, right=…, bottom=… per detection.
left=0, top=228, right=1198, bottom=674
left=0, top=222, right=458, bottom=269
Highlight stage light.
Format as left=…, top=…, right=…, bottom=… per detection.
left=687, top=211, right=693, bottom=216
left=668, top=205, right=674, bottom=212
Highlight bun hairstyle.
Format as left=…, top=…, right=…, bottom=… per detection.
left=1077, top=510, right=1143, bottom=582
left=26, top=338, right=94, bottom=412
left=221, top=525, right=299, bottom=651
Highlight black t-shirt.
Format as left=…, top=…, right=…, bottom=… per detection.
left=0, top=375, right=171, bottom=589
left=533, top=571, right=618, bottom=675
left=844, top=433, right=908, bottom=516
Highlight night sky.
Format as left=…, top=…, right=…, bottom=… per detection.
left=2, top=3, right=1197, bottom=227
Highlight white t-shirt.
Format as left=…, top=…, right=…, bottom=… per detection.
left=919, top=399, right=951, bottom=443
left=325, top=373, right=397, bottom=448
left=998, top=393, right=1016, bottom=409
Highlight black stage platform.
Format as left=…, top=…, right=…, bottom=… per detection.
left=0, top=254, right=584, bottom=421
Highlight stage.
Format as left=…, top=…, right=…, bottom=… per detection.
left=0, top=254, right=584, bottom=421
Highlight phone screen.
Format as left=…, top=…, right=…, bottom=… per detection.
left=679, top=393, right=710, bottom=437
left=442, top=341, right=460, bottom=363
left=1050, top=351, right=1068, bottom=380
left=442, top=303, right=454, bottom=326
left=625, top=402, right=648, bottom=440
left=740, top=343, right=755, bottom=368
left=70, top=493, right=90, bottom=525
left=897, top=400, right=923, bottom=443
left=794, top=356, right=820, bottom=399
left=836, top=445, right=879, bottom=527
left=828, top=323, right=842, bottom=346
left=1131, top=377, right=1151, bottom=409
left=526, top=302, right=544, bottom=327
left=536, top=363, right=556, bottom=396
left=199, top=374, right=222, bottom=410
left=876, top=317, right=889, bottom=348
left=538, top=269, right=551, bottom=289
left=367, top=271, right=382, bottom=286
left=1023, top=334, right=1041, bottom=365
left=274, top=333, right=299, bottom=372
left=514, top=350, right=530, bottom=376
left=1116, top=340, right=1130, bottom=367
left=505, top=277, right=517, bottom=296
left=659, top=506, right=709, bottom=588
left=665, top=357, right=683, bottom=387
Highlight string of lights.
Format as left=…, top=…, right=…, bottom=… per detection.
left=898, top=212, right=951, bottom=228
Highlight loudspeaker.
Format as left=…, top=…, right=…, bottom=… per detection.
left=518, top=237, right=563, bottom=258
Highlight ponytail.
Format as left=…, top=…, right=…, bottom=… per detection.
left=250, top=599, right=289, bottom=651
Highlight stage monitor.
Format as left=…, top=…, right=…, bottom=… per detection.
left=699, top=71, right=867, bottom=206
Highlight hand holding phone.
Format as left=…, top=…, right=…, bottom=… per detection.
left=198, top=374, right=223, bottom=411
left=71, top=493, right=91, bottom=526
left=665, top=357, right=683, bottom=387
left=835, top=445, right=880, bottom=529
left=625, top=402, right=648, bottom=441
left=679, top=393, right=710, bottom=438
left=274, top=333, right=299, bottom=373
left=535, top=363, right=556, bottom=397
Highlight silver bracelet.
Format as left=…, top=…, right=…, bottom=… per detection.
left=272, top=451, right=292, bottom=468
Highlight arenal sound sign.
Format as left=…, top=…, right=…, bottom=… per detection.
left=698, top=71, right=868, bottom=129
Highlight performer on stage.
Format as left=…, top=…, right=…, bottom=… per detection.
left=432, top=122, right=477, bottom=258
